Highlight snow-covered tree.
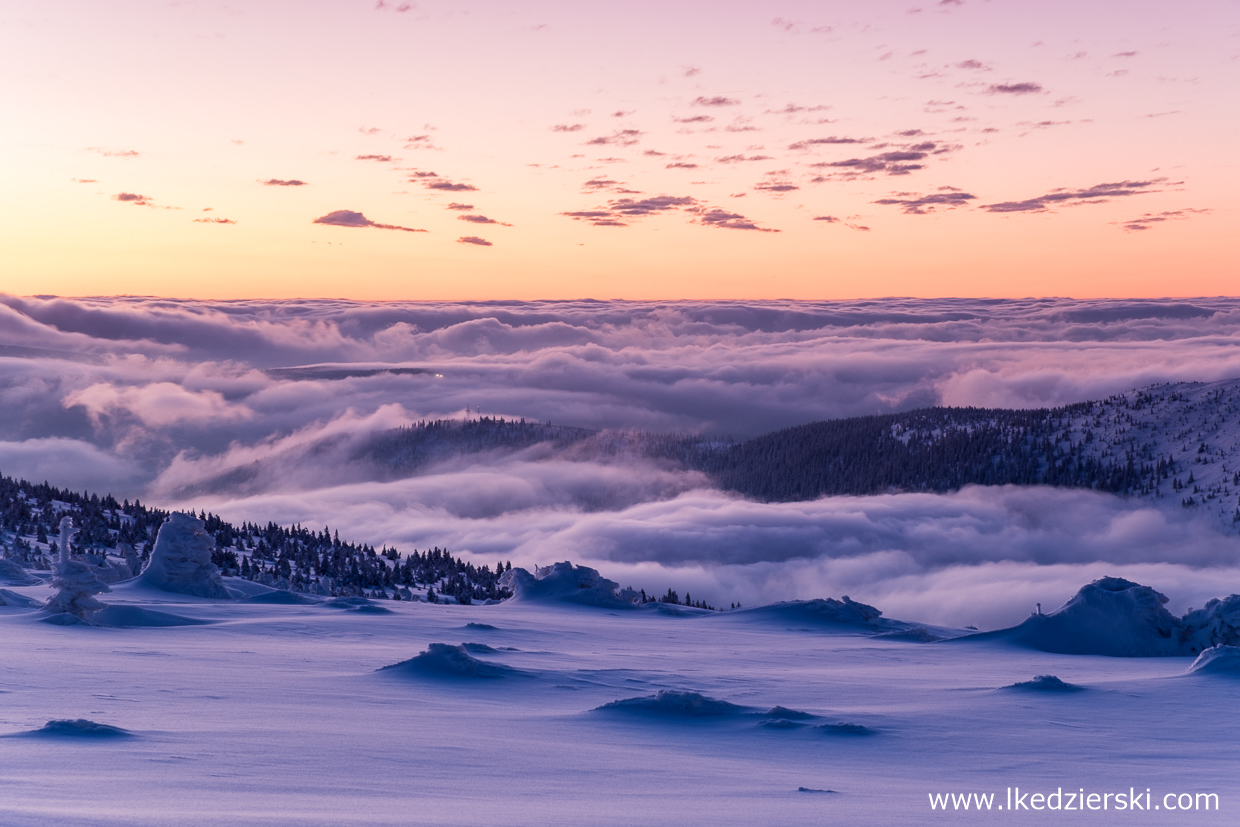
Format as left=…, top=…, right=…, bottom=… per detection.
left=44, top=516, right=111, bottom=620
left=139, top=512, right=231, bottom=599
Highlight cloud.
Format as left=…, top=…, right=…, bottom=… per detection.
left=715, top=154, right=773, bottom=163
left=312, top=210, right=427, bottom=232
left=674, top=115, right=713, bottom=124
left=0, top=438, right=142, bottom=494
left=811, top=150, right=931, bottom=178
left=873, top=190, right=976, bottom=213
left=374, top=1, right=414, bottom=11
left=113, top=192, right=153, bottom=206
left=458, top=214, right=511, bottom=226
left=551, top=124, right=585, bottom=132
left=692, top=96, right=740, bottom=107
left=768, top=104, right=832, bottom=115
left=457, top=236, right=492, bottom=246
left=71, top=178, right=98, bottom=183
left=1116, top=208, right=1210, bottom=232
left=260, top=179, right=308, bottom=187
left=563, top=195, right=697, bottom=227
left=985, top=82, right=1044, bottom=95
left=754, top=181, right=799, bottom=193
left=981, top=179, right=1166, bottom=213
left=584, top=129, right=643, bottom=146
left=409, top=171, right=479, bottom=192
left=813, top=215, right=839, bottom=223
left=193, top=217, right=236, bottom=224
left=955, top=59, right=990, bottom=70
left=65, top=382, right=253, bottom=428
left=787, top=136, right=864, bottom=150
left=88, top=148, right=140, bottom=158
left=665, top=162, right=699, bottom=169
left=428, top=180, right=479, bottom=192
left=12, top=295, right=1240, bottom=624
left=356, top=154, right=393, bottom=162
left=691, top=207, right=778, bottom=232
left=446, top=202, right=474, bottom=211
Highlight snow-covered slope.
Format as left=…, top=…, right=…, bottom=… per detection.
left=1, top=574, right=1236, bottom=826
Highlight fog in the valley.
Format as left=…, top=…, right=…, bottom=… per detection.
left=5, top=294, right=1240, bottom=627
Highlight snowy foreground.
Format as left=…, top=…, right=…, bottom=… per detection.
left=2, top=570, right=1238, bottom=825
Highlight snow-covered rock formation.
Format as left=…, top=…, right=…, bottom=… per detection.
left=139, top=513, right=230, bottom=599
left=499, top=561, right=640, bottom=609
left=980, top=577, right=1240, bottom=656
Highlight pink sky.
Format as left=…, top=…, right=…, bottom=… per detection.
left=2, top=0, right=1236, bottom=300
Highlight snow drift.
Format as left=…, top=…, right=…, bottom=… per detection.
left=500, top=562, right=640, bottom=609
left=1185, top=645, right=1240, bottom=676
left=595, top=690, right=758, bottom=717
left=139, top=513, right=231, bottom=599
left=0, top=588, right=42, bottom=609
left=975, top=577, right=1240, bottom=656
left=90, top=605, right=211, bottom=627
left=723, top=595, right=921, bottom=635
left=0, top=559, right=41, bottom=586
left=379, top=643, right=521, bottom=679
left=20, top=719, right=133, bottom=739
left=1004, top=675, right=1086, bottom=692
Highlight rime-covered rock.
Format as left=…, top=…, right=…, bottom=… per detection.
left=499, top=561, right=639, bottom=609
left=980, top=577, right=1240, bottom=657
left=139, top=513, right=230, bottom=599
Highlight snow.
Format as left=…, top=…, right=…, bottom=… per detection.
left=0, top=559, right=41, bottom=586
left=595, top=690, right=759, bottom=717
left=499, top=561, right=640, bottom=609
left=379, top=642, right=524, bottom=679
left=19, top=720, right=134, bottom=739
left=1186, top=644, right=1240, bottom=676
left=139, top=512, right=231, bottom=599
left=1003, top=674, right=1086, bottom=692
left=0, top=573, right=1237, bottom=825
left=976, top=576, right=1240, bottom=656
left=43, top=517, right=112, bottom=622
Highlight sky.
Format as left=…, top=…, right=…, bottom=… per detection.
left=3, top=0, right=1237, bottom=300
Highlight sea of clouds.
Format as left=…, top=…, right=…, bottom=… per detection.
left=4, top=294, right=1240, bottom=627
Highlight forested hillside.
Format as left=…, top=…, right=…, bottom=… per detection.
left=358, top=381, right=1240, bottom=529
left=0, top=475, right=512, bottom=603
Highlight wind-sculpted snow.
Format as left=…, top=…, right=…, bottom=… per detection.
left=499, top=562, right=641, bottom=609
left=18, top=719, right=133, bottom=739
left=140, top=513, right=230, bottom=599
left=0, top=588, right=42, bottom=608
left=975, top=577, right=1240, bottom=656
left=89, top=605, right=210, bottom=627
left=379, top=643, right=522, bottom=679
left=0, top=560, right=41, bottom=586
left=1185, top=645, right=1240, bottom=676
left=723, top=596, right=902, bottom=633
left=595, top=690, right=760, bottom=718
left=1003, top=675, right=1087, bottom=692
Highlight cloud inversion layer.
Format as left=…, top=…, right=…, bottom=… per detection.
left=3, top=295, right=1240, bottom=625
